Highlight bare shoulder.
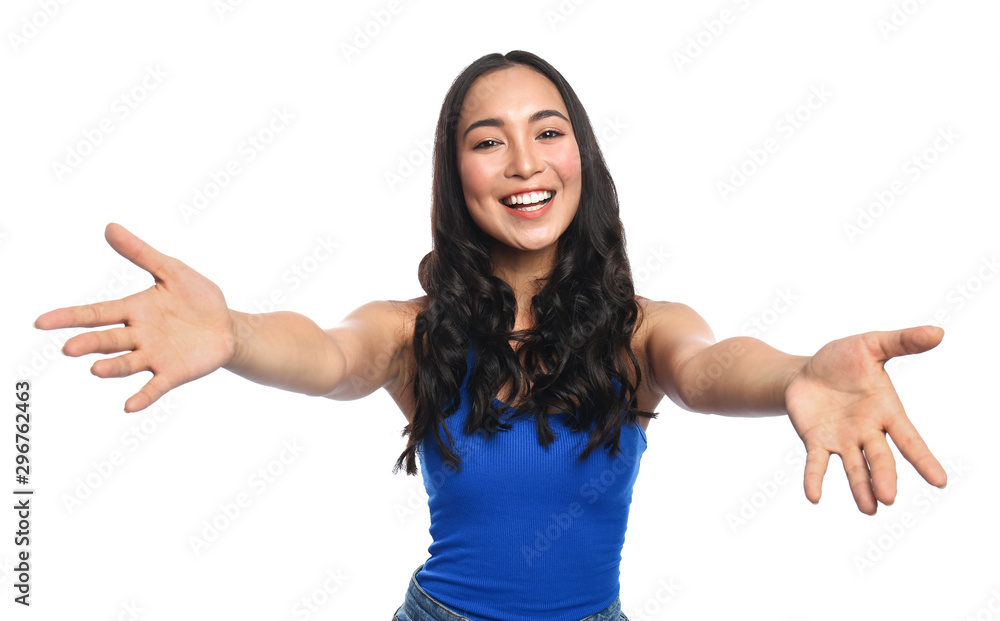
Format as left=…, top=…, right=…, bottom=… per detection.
left=633, top=296, right=681, bottom=349
left=633, top=295, right=716, bottom=405
left=632, top=296, right=679, bottom=401
left=365, top=295, right=425, bottom=335
left=321, top=296, right=425, bottom=411
left=363, top=294, right=426, bottom=386
left=634, top=296, right=714, bottom=339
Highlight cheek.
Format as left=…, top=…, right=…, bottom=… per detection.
left=458, top=158, right=494, bottom=204
left=551, top=148, right=582, bottom=189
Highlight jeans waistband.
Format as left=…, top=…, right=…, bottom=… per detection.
left=403, top=564, right=624, bottom=621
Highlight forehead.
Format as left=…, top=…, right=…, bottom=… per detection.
left=458, top=65, right=569, bottom=130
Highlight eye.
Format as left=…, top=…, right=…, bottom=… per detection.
left=473, top=139, right=501, bottom=150
left=539, top=130, right=564, bottom=139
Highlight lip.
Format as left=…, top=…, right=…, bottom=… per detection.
left=499, top=190, right=555, bottom=220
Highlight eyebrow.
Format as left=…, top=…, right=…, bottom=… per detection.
left=462, top=109, right=570, bottom=139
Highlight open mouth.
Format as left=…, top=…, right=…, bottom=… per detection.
left=500, top=190, right=555, bottom=212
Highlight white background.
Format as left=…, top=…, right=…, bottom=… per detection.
left=1, top=0, right=998, bottom=619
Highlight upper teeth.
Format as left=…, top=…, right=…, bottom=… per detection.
left=502, top=190, right=552, bottom=206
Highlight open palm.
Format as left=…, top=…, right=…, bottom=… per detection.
left=33, top=223, right=237, bottom=413
left=784, top=326, right=947, bottom=515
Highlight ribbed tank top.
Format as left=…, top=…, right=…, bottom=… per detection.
left=415, top=346, right=648, bottom=621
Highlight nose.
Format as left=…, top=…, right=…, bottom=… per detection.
left=504, top=137, right=545, bottom=179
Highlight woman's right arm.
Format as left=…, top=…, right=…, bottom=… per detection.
left=33, top=223, right=409, bottom=412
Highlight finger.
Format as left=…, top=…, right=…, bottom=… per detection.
left=124, top=373, right=175, bottom=413
left=841, top=448, right=877, bottom=515
left=886, top=411, right=947, bottom=488
left=870, top=325, right=944, bottom=364
left=803, top=447, right=831, bottom=504
left=104, top=222, right=176, bottom=284
left=64, top=327, right=135, bottom=357
left=91, top=351, right=148, bottom=379
left=35, top=299, right=130, bottom=330
left=862, top=432, right=898, bottom=506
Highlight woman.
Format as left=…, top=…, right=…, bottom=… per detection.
left=34, top=51, right=947, bottom=621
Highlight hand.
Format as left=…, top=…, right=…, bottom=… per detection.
left=33, top=223, right=237, bottom=413
left=783, top=325, right=947, bottom=515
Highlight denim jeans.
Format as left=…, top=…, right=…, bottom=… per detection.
left=392, top=564, right=630, bottom=621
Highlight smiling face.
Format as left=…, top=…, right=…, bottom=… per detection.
left=456, top=64, right=582, bottom=263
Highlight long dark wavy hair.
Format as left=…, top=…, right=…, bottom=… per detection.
left=392, top=50, right=657, bottom=476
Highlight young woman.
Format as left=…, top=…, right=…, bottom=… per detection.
left=34, top=51, right=947, bottom=621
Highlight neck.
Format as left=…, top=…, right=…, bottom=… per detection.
left=489, top=241, right=558, bottom=328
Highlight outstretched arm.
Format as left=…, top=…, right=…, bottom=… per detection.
left=34, top=223, right=407, bottom=412
left=643, top=301, right=806, bottom=416
left=643, top=299, right=947, bottom=515
left=227, top=299, right=412, bottom=402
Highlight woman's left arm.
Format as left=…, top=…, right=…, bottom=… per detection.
left=643, top=299, right=948, bottom=515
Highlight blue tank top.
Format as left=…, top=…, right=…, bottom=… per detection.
left=416, top=346, right=648, bottom=621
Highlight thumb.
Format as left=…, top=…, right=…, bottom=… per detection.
left=873, top=325, right=945, bottom=363
left=104, top=222, right=173, bottom=284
